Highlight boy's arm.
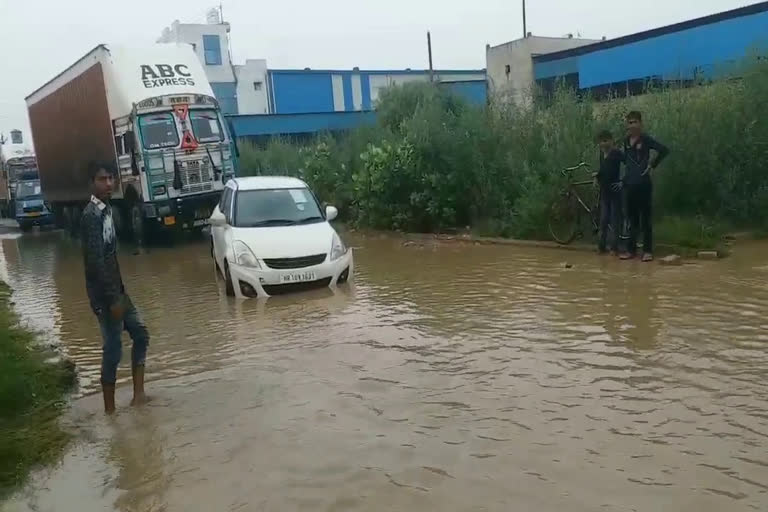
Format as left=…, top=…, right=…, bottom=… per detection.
left=646, top=136, right=670, bottom=169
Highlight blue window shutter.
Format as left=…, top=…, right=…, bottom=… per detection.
left=203, top=35, right=222, bottom=66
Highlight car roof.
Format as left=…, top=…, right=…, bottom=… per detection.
left=230, top=176, right=308, bottom=191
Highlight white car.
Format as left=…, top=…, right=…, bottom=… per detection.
left=210, top=176, right=353, bottom=298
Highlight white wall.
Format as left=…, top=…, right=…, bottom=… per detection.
left=158, top=21, right=235, bottom=83
left=235, top=59, right=269, bottom=115
left=486, top=36, right=598, bottom=106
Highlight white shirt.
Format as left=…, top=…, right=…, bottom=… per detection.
left=90, top=195, right=115, bottom=245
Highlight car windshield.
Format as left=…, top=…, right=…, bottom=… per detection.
left=16, top=181, right=42, bottom=199
left=190, top=110, right=224, bottom=143
left=139, top=113, right=179, bottom=149
left=234, top=188, right=324, bottom=227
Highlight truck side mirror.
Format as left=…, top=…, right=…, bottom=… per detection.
left=125, top=132, right=140, bottom=176
left=124, top=132, right=135, bottom=153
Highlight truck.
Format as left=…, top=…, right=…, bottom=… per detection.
left=25, top=44, right=237, bottom=242
left=0, top=129, right=44, bottom=222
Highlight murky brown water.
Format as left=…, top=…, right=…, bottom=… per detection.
left=2, top=230, right=768, bottom=511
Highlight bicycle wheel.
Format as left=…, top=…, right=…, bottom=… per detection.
left=549, top=191, right=581, bottom=245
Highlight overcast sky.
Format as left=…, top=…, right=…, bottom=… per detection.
left=0, top=0, right=756, bottom=138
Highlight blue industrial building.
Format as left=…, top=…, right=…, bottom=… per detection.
left=266, top=69, right=486, bottom=114
left=229, top=69, right=486, bottom=139
left=533, top=1, right=768, bottom=97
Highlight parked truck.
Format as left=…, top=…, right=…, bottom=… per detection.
left=25, top=44, right=237, bottom=242
left=0, top=129, right=43, bottom=221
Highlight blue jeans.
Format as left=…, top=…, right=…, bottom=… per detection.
left=97, top=295, right=149, bottom=385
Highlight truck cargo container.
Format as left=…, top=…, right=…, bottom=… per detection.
left=25, top=44, right=237, bottom=242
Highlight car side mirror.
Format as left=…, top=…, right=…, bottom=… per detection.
left=325, top=205, right=338, bottom=221
left=209, top=206, right=226, bottom=226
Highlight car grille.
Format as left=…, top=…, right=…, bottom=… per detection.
left=263, top=254, right=327, bottom=269
left=262, top=277, right=332, bottom=296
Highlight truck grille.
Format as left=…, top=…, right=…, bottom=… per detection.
left=263, top=254, right=327, bottom=269
left=180, top=160, right=213, bottom=194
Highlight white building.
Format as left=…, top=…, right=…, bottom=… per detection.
left=157, top=12, right=270, bottom=115
left=159, top=12, right=486, bottom=118
left=486, top=35, right=599, bottom=106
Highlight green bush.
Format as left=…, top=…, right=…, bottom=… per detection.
left=237, top=59, right=768, bottom=247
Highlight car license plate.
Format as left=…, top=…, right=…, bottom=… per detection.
left=27, top=212, right=41, bottom=217
left=193, top=218, right=208, bottom=227
left=281, top=272, right=316, bottom=284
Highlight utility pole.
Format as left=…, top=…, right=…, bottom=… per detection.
left=522, top=0, right=527, bottom=38
left=427, top=31, right=434, bottom=82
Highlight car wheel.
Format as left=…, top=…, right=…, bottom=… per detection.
left=224, top=260, right=235, bottom=297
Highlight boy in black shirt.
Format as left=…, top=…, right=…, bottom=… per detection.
left=595, top=130, right=624, bottom=255
left=620, top=111, right=670, bottom=262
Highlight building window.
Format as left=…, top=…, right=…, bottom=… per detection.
left=203, top=34, right=222, bottom=66
left=253, top=81, right=263, bottom=91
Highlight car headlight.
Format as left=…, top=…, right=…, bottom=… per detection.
left=330, top=233, right=347, bottom=261
left=233, top=240, right=260, bottom=268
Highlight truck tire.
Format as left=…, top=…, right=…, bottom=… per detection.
left=69, top=206, right=82, bottom=237
left=130, top=203, right=145, bottom=246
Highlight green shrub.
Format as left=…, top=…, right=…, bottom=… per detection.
left=236, top=58, right=768, bottom=247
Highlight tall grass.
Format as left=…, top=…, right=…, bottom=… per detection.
left=239, top=58, right=768, bottom=246
left=0, top=282, right=76, bottom=497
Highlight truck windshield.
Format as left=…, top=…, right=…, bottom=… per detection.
left=139, top=113, right=179, bottom=149
left=8, top=166, right=38, bottom=181
left=234, top=188, right=324, bottom=227
left=189, top=110, right=224, bottom=143
left=16, top=181, right=42, bottom=199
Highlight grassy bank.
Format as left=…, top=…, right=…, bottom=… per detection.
left=0, top=282, right=76, bottom=498
left=239, top=58, right=768, bottom=251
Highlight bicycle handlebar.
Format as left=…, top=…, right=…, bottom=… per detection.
left=562, top=162, right=589, bottom=173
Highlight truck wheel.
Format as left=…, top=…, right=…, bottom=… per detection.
left=70, top=206, right=81, bottom=236
left=224, top=261, right=235, bottom=297
left=130, top=204, right=145, bottom=245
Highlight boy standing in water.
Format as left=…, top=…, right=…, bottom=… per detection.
left=595, top=130, right=624, bottom=255
left=620, top=111, right=670, bottom=262
left=81, top=161, right=150, bottom=413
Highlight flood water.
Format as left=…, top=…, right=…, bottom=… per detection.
left=2, top=230, right=768, bottom=511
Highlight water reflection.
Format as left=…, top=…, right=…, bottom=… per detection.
left=2, top=231, right=768, bottom=511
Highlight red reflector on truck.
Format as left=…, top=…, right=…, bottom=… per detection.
left=181, top=130, right=198, bottom=150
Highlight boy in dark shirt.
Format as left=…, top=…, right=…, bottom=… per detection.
left=595, top=130, right=624, bottom=255
left=81, top=161, right=150, bottom=413
left=620, top=111, right=670, bottom=262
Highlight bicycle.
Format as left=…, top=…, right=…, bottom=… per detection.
left=548, top=162, right=629, bottom=245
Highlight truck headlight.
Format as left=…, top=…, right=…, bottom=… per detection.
left=330, top=233, right=347, bottom=261
left=233, top=241, right=260, bottom=268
